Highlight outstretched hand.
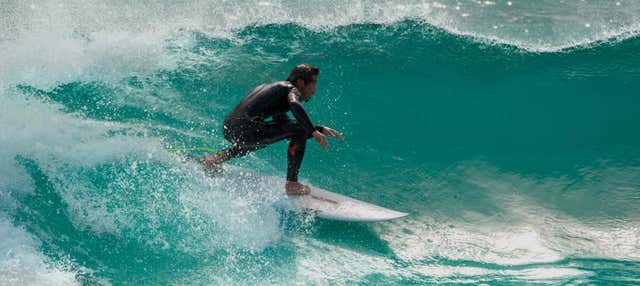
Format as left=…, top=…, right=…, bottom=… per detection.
left=321, top=126, right=344, bottom=141
left=312, top=127, right=344, bottom=149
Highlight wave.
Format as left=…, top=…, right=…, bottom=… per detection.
left=0, top=89, right=289, bottom=283
left=1, top=1, right=639, bottom=284
left=2, top=0, right=640, bottom=88
left=381, top=161, right=640, bottom=265
left=3, top=22, right=640, bottom=95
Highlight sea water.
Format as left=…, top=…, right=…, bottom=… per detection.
left=1, top=1, right=639, bottom=285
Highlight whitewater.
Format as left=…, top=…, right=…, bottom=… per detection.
left=1, top=1, right=639, bottom=285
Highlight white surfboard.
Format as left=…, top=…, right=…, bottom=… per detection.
left=281, top=187, right=408, bottom=222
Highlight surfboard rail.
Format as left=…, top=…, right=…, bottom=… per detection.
left=282, top=188, right=408, bottom=222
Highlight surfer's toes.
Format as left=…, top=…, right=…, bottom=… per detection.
left=202, top=153, right=214, bottom=166
left=285, top=181, right=311, bottom=196
left=203, top=154, right=223, bottom=174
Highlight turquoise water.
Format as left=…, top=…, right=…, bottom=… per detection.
left=1, top=1, right=640, bottom=285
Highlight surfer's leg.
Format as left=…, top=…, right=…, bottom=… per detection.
left=203, top=123, right=265, bottom=171
left=248, top=120, right=316, bottom=195
left=203, top=119, right=291, bottom=170
left=284, top=133, right=312, bottom=195
left=251, top=120, right=311, bottom=182
left=286, top=133, right=307, bottom=182
left=204, top=120, right=315, bottom=191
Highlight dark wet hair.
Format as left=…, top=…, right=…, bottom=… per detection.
left=286, top=64, right=319, bottom=84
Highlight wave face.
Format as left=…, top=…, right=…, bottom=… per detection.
left=1, top=1, right=640, bottom=285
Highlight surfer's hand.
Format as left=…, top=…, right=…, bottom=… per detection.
left=321, top=127, right=344, bottom=141
left=312, top=130, right=328, bottom=149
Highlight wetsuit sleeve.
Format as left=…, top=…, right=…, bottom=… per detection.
left=272, top=112, right=289, bottom=123
left=287, top=88, right=316, bottom=134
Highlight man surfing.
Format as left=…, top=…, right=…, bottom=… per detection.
left=203, top=64, right=344, bottom=196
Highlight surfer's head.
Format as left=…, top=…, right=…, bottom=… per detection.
left=287, top=64, right=319, bottom=101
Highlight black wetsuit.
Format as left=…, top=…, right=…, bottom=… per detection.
left=217, top=81, right=324, bottom=181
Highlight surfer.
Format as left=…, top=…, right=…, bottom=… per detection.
left=203, top=64, right=344, bottom=196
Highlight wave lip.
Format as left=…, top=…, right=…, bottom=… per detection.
left=2, top=0, right=640, bottom=88
left=2, top=0, right=640, bottom=75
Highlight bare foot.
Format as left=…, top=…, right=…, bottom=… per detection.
left=202, top=153, right=223, bottom=174
left=285, top=181, right=311, bottom=196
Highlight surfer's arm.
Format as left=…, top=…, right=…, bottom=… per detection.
left=287, top=88, right=316, bottom=134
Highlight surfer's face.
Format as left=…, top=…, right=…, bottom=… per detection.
left=297, top=75, right=317, bottom=101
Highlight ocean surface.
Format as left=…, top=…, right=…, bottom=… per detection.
left=1, top=1, right=640, bottom=285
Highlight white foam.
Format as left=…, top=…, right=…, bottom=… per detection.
left=0, top=29, right=179, bottom=90
left=0, top=87, right=163, bottom=234
left=409, top=265, right=591, bottom=283
left=0, top=88, right=161, bottom=170
left=0, top=216, right=79, bottom=286
left=234, top=225, right=591, bottom=284
left=2, top=0, right=640, bottom=88
left=177, top=168, right=284, bottom=253
left=0, top=84, right=287, bottom=260
left=292, top=237, right=403, bottom=284
left=379, top=161, right=640, bottom=266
